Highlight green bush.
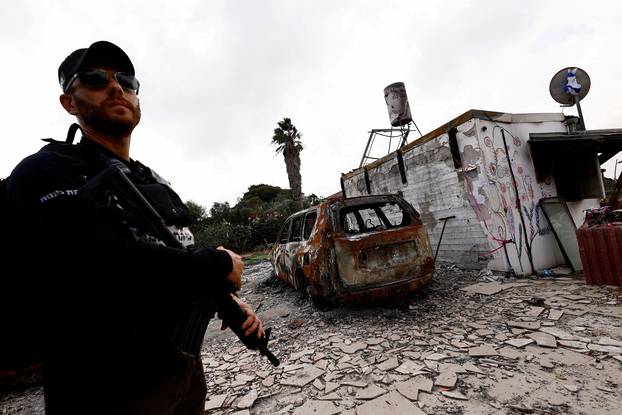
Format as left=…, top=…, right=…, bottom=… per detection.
left=187, top=185, right=323, bottom=252
left=192, top=221, right=252, bottom=252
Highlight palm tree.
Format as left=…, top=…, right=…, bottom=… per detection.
left=271, top=117, right=303, bottom=208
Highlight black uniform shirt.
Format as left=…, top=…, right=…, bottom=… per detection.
left=5, top=136, right=232, bottom=411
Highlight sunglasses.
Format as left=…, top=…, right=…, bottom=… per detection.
left=64, top=69, right=140, bottom=94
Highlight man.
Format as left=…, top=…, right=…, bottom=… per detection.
left=5, top=40, right=264, bottom=414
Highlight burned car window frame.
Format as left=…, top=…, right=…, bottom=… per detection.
left=302, top=210, right=318, bottom=240
left=278, top=218, right=292, bottom=243
left=289, top=215, right=304, bottom=242
left=338, top=201, right=411, bottom=235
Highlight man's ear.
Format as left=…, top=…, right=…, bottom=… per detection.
left=59, top=93, right=78, bottom=115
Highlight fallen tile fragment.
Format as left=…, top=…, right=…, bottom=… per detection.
left=261, top=375, right=274, bottom=387
left=558, top=340, right=588, bottom=350
left=527, top=332, right=558, bottom=348
left=292, top=400, right=340, bottom=415
left=356, top=391, right=427, bottom=415
left=507, top=404, right=534, bottom=413
left=596, top=385, right=615, bottom=393
left=504, top=338, right=534, bottom=348
left=469, top=345, right=498, bottom=357
left=440, top=390, right=468, bottom=400
left=563, top=384, right=580, bottom=393
left=548, top=309, right=563, bottom=321
left=356, top=385, right=386, bottom=400
left=525, top=306, right=545, bottom=317
left=438, top=363, right=468, bottom=374
left=325, top=382, right=339, bottom=393
left=377, top=357, right=399, bottom=371
left=435, top=371, right=458, bottom=389
left=204, top=394, right=228, bottom=411
left=461, top=282, right=505, bottom=295
left=463, top=362, right=485, bottom=374
left=236, top=389, right=258, bottom=409
left=317, top=393, right=340, bottom=400
left=597, top=337, right=622, bottom=347
left=336, top=342, right=367, bottom=354
left=547, top=394, right=566, bottom=406
left=561, top=294, right=586, bottom=301
left=341, top=380, right=366, bottom=388
left=587, top=344, right=622, bottom=354
left=290, top=348, right=314, bottom=361
left=425, top=353, right=450, bottom=361
left=280, top=365, right=325, bottom=387
left=539, top=327, right=579, bottom=341
left=395, top=376, right=432, bottom=401
left=507, top=321, right=541, bottom=330
left=395, top=360, right=424, bottom=374
left=414, top=375, right=433, bottom=393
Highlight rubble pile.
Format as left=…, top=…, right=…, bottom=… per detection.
left=202, top=262, right=622, bottom=415
left=2, top=263, right=621, bottom=414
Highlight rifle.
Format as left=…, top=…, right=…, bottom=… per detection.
left=78, top=165, right=279, bottom=366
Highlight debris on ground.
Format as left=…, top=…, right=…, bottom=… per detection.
left=2, top=262, right=621, bottom=415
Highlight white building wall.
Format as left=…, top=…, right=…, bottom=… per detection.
left=342, top=112, right=598, bottom=274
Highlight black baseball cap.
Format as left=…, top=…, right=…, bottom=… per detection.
left=58, top=40, right=135, bottom=92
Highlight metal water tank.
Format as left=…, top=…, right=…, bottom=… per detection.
left=384, top=82, right=413, bottom=127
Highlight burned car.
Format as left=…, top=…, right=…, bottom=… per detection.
left=270, top=193, right=434, bottom=304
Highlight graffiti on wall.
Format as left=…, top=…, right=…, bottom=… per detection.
left=460, top=123, right=551, bottom=272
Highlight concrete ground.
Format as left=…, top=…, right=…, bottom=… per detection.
left=2, top=262, right=621, bottom=414
left=202, top=262, right=622, bottom=415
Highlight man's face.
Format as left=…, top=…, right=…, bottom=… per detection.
left=64, top=66, right=141, bottom=137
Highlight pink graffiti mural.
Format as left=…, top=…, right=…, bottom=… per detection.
left=461, top=125, right=550, bottom=272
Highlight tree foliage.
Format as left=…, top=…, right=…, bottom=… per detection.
left=271, top=117, right=303, bottom=208
left=188, top=184, right=320, bottom=253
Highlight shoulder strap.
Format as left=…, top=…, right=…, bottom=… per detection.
left=65, top=123, right=83, bottom=144
left=40, top=123, right=83, bottom=146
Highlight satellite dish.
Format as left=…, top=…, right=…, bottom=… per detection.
left=549, top=67, right=591, bottom=105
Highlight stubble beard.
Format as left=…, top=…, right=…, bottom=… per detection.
left=74, top=95, right=142, bottom=138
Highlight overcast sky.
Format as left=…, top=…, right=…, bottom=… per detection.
left=2, top=1, right=622, bottom=209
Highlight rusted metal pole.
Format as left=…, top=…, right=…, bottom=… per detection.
left=434, top=215, right=455, bottom=261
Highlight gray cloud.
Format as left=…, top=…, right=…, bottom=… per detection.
left=2, top=0, right=622, bottom=208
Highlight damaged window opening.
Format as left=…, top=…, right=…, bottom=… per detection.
left=290, top=216, right=303, bottom=242
left=302, top=211, right=317, bottom=240
left=340, top=202, right=410, bottom=235
left=278, top=219, right=291, bottom=243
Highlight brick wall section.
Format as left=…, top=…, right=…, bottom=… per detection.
left=343, top=130, right=490, bottom=269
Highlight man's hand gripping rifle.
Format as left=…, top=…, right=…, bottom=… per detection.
left=78, top=165, right=280, bottom=366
